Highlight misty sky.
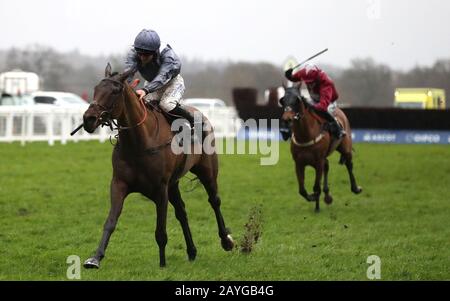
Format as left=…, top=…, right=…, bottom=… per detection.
left=1, top=0, right=449, bottom=70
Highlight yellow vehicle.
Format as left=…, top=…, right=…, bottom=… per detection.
left=394, top=88, right=446, bottom=109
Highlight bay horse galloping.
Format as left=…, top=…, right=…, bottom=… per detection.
left=81, top=64, right=234, bottom=268
left=280, top=85, right=362, bottom=212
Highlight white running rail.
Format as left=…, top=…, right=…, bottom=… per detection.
left=0, top=106, right=110, bottom=145
left=0, top=105, right=242, bottom=145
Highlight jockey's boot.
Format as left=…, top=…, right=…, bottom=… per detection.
left=325, top=111, right=346, bottom=139
left=334, top=119, right=346, bottom=139
left=169, top=105, right=203, bottom=143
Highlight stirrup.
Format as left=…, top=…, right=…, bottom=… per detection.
left=337, top=129, right=346, bottom=139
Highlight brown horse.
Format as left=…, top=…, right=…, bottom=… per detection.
left=280, top=85, right=362, bottom=212
left=81, top=64, right=234, bottom=268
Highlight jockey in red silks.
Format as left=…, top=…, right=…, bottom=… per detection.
left=285, top=64, right=345, bottom=139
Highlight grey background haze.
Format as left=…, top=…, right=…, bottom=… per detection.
left=1, top=0, right=449, bottom=70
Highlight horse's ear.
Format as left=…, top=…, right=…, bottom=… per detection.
left=105, top=63, right=112, bottom=77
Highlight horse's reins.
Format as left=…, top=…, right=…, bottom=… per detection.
left=92, top=78, right=171, bottom=154
left=92, top=78, right=148, bottom=132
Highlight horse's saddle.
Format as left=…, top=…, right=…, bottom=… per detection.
left=145, top=100, right=176, bottom=124
left=312, top=109, right=344, bottom=137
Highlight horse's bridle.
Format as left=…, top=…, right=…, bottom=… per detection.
left=284, top=107, right=303, bottom=120
left=284, top=92, right=325, bottom=148
left=91, top=78, right=148, bottom=131
left=88, top=76, right=171, bottom=155
left=283, top=96, right=304, bottom=121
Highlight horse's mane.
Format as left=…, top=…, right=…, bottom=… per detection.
left=106, top=71, right=143, bottom=102
left=286, top=86, right=310, bottom=108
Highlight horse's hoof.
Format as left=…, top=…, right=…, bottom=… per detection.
left=221, top=234, right=235, bottom=251
left=83, top=257, right=100, bottom=269
left=159, top=258, right=167, bottom=268
left=188, top=248, right=197, bottom=261
left=352, top=186, right=363, bottom=194
left=324, top=194, right=333, bottom=205
left=314, top=208, right=320, bottom=213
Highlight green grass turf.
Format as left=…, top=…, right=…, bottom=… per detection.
left=0, top=140, right=448, bottom=280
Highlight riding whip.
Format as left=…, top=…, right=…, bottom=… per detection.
left=70, top=123, right=84, bottom=136
left=292, top=48, right=328, bottom=70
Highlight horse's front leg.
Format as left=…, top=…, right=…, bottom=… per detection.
left=154, top=186, right=169, bottom=267
left=295, top=161, right=310, bottom=202
left=84, top=178, right=129, bottom=269
left=323, top=159, right=333, bottom=204
left=311, top=161, right=324, bottom=213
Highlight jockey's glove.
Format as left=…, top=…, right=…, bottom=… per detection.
left=285, top=68, right=294, bottom=80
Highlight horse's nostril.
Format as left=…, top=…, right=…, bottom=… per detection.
left=83, top=115, right=98, bottom=133
left=85, top=116, right=96, bottom=124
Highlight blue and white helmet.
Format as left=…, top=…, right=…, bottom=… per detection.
left=133, top=29, right=161, bottom=53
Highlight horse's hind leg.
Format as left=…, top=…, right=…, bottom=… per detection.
left=84, top=178, right=129, bottom=269
left=191, top=164, right=234, bottom=251
left=340, top=151, right=362, bottom=194
left=154, top=187, right=169, bottom=267
left=168, top=182, right=197, bottom=261
left=323, top=159, right=333, bottom=205
left=141, top=186, right=169, bottom=267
